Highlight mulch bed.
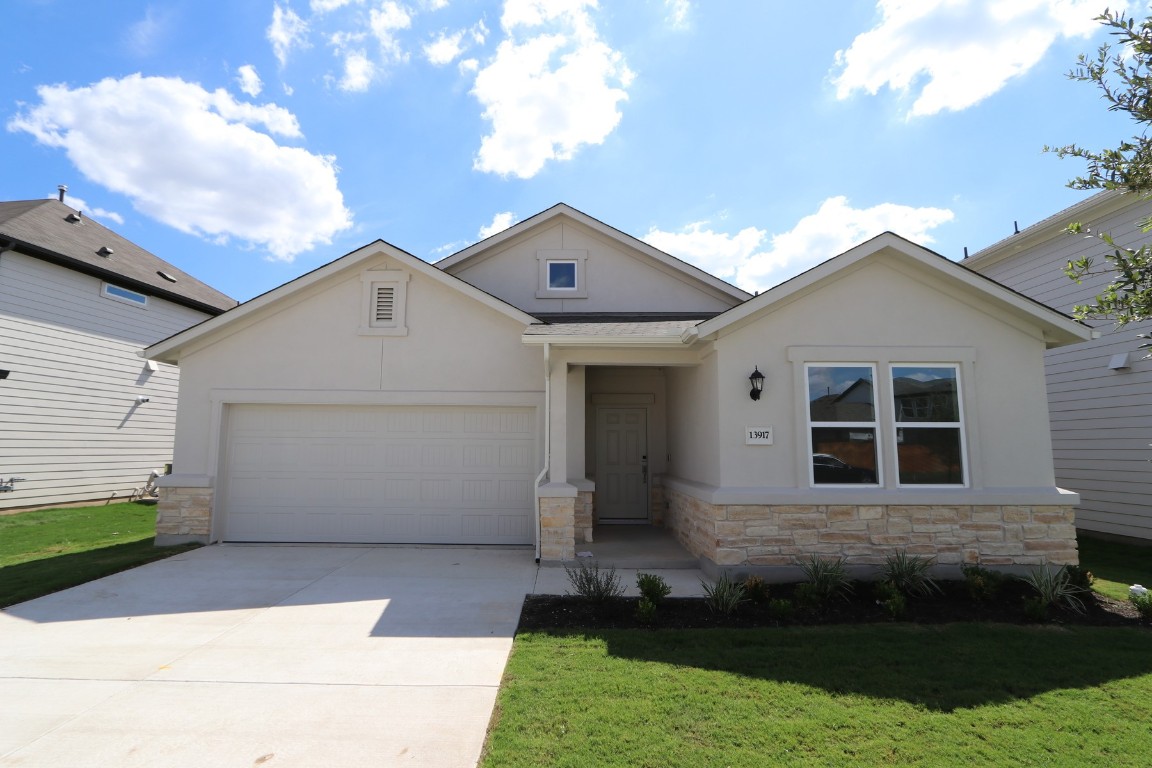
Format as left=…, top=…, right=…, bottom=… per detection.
left=519, top=579, right=1146, bottom=632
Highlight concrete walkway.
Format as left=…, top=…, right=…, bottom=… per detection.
left=0, top=545, right=705, bottom=768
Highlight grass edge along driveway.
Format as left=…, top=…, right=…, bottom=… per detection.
left=0, top=501, right=199, bottom=608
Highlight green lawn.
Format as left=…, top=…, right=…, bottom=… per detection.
left=0, top=501, right=199, bottom=608
left=1078, top=534, right=1152, bottom=601
left=482, top=537, right=1152, bottom=767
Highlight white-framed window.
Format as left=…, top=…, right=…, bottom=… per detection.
left=536, top=250, right=588, bottom=299
left=358, top=269, right=409, bottom=336
left=806, top=364, right=880, bottom=485
left=102, top=282, right=148, bottom=307
left=890, top=364, right=966, bottom=486
left=547, top=260, right=578, bottom=290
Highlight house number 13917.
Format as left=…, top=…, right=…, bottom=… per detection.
left=745, top=427, right=773, bottom=445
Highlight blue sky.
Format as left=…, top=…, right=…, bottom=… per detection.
left=1, top=0, right=1139, bottom=302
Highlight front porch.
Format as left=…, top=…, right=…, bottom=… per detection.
left=542, top=524, right=698, bottom=570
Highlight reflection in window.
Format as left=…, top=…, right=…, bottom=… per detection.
left=807, top=365, right=878, bottom=484
left=891, top=366, right=965, bottom=485
left=547, top=261, right=577, bottom=289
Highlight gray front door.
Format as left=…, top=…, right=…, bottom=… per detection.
left=595, top=408, right=648, bottom=522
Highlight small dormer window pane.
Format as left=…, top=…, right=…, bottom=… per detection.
left=548, top=261, right=577, bottom=289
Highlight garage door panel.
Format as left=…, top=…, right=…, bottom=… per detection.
left=222, top=405, right=536, bottom=544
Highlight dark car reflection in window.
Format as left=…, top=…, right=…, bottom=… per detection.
left=812, top=453, right=876, bottom=484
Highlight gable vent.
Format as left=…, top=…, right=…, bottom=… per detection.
left=374, top=286, right=396, bottom=322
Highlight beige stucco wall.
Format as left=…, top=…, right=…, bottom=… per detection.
left=666, top=353, right=722, bottom=487
left=706, top=254, right=1059, bottom=494
left=445, top=219, right=738, bottom=315
left=167, top=250, right=544, bottom=488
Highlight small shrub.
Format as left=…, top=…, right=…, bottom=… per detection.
left=1020, top=565, right=1086, bottom=615
left=1023, top=596, right=1050, bottom=622
left=1064, top=565, right=1096, bottom=591
left=742, top=574, right=770, bottom=603
left=1130, top=586, right=1152, bottom=620
left=701, top=573, right=746, bottom=615
left=635, top=597, right=657, bottom=624
left=798, top=555, right=854, bottom=603
left=767, top=597, right=795, bottom=621
left=873, top=581, right=907, bottom=619
left=564, top=561, right=624, bottom=603
left=636, top=572, right=672, bottom=605
left=881, top=550, right=940, bottom=598
left=793, top=582, right=821, bottom=609
left=962, top=564, right=1006, bottom=603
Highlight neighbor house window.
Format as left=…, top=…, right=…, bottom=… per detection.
left=891, top=365, right=966, bottom=485
left=547, top=260, right=578, bottom=290
left=359, top=269, right=409, bottom=336
left=102, top=283, right=148, bottom=307
left=806, top=364, right=879, bottom=485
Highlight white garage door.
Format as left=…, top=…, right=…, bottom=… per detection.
left=221, top=404, right=537, bottom=544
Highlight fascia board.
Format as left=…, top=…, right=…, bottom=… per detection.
left=438, top=203, right=752, bottom=302
left=963, top=190, right=1131, bottom=270
left=521, top=334, right=689, bottom=347
left=147, top=239, right=537, bottom=363
left=694, top=232, right=1091, bottom=347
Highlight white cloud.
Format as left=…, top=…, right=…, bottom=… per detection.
left=370, top=1, right=413, bottom=62
left=339, top=50, right=376, bottom=90
left=665, top=0, right=690, bottom=30
left=269, top=3, right=311, bottom=66
left=478, top=211, right=518, bottom=238
left=471, top=0, right=633, bottom=178
left=425, top=30, right=467, bottom=65
left=311, top=0, right=360, bottom=12
left=643, top=197, right=954, bottom=293
left=832, top=0, right=1125, bottom=117
left=9, top=74, right=351, bottom=261
left=124, top=6, right=172, bottom=57
left=236, top=64, right=264, bottom=97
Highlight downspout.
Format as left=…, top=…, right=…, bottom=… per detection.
left=533, top=342, right=551, bottom=563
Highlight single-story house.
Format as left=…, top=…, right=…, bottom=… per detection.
left=964, top=190, right=1152, bottom=542
left=145, top=204, right=1091, bottom=574
left=0, top=190, right=235, bottom=510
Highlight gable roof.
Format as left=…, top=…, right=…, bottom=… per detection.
left=436, top=203, right=752, bottom=303
left=145, top=238, right=540, bottom=364
left=690, top=232, right=1092, bottom=349
left=0, top=198, right=235, bottom=315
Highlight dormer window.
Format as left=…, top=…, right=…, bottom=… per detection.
left=359, top=269, right=409, bottom=336
left=536, top=250, right=588, bottom=299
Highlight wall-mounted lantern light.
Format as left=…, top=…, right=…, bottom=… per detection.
left=749, top=366, right=765, bottom=401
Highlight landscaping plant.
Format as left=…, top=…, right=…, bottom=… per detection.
left=635, top=572, right=671, bottom=605
left=741, top=574, right=770, bottom=603
left=1021, top=565, right=1086, bottom=617
left=797, top=555, right=854, bottom=604
left=1130, top=585, right=1152, bottom=620
left=701, top=573, right=746, bottom=615
left=564, top=561, right=624, bottom=603
left=881, top=550, right=940, bottom=598
left=961, top=564, right=1006, bottom=603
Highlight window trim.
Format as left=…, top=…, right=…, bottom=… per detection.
left=102, top=282, right=149, bottom=308
left=805, top=363, right=882, bottom=487
left=889, top=362, right=969, bottom=488
left=358, top=269, right=409, bottom=336
left=536, top=250, right=588, bottom=299
left=788, top=346, right=977, bottom=490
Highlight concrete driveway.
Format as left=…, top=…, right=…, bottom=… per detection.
left=0, top=545, right=542, bottom=768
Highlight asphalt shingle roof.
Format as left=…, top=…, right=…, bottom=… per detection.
left=0, top=198, right=235, bottom=314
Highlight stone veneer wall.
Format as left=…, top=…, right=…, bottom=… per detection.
left=155, top=486, right=213, bottom=545
left=666, top=487, right=1078, bottom=570
left=539, top=496, right=577, bottom=561
left=575, top=491, right=594, bottom=544
left=650, top=474, right=666, bottom=526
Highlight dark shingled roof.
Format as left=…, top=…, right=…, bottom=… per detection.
left=0, top=198, right=236, bottom=315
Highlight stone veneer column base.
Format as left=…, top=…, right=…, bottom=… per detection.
left=155, top=486, right=213, bottom=546
left=665, top=488, right=1078, bottom=576
left=574, top=491, right=594, bottom=544
left=539, top=496, right=577, bottom=561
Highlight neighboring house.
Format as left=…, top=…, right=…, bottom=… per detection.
left=964, top=190, right=1152, bottom=542
left=145, top=204, right=1090, bottom=575
left=0, top=193, right=235, bottom=510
